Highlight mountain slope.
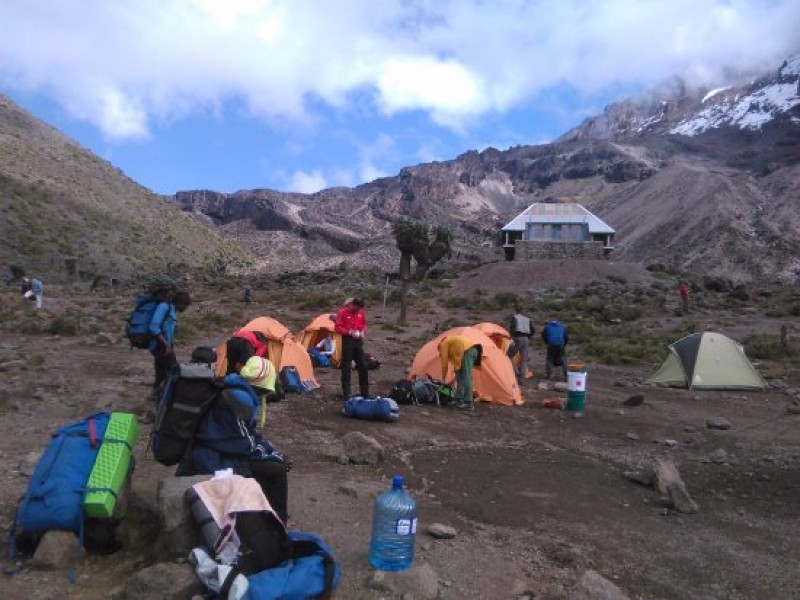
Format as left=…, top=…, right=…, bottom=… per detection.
left=2, top=54, right=799, bottom=284
left=0, top=95, right=251, bottom=281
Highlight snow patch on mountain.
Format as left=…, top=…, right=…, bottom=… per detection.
left=702, top=87, right=731, bottom=103
left=672, top=54, right=800, bottom=136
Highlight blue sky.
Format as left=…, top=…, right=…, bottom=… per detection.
left=1, top=1, right=798, bottom=196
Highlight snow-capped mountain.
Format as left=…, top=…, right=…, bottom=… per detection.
left=559, top=53, right=800, bottom=142
left=672, top=55, right=800, bottom=135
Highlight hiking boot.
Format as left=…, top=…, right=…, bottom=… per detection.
left=455, top=402, right=474, bottom=413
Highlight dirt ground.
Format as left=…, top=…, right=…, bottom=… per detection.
left=1, top=261, right=799, bottom=599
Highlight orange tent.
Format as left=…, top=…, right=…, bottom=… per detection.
left=473, top=322, right=532, bottom=378
left=215, top=316, right=320, bottom=390
left=473, top=322, right=513, bottom=352
left=408, top=326, right=524, bottom=406
left=297, top=313, right=342, bottom=367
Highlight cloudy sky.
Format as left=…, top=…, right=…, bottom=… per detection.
left=1, top=1, right=798, bottom=195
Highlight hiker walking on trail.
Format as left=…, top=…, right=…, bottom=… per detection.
left=678, top=281, right=690, bottom=314
left=541, top=319, right=569, bottom=380
left=439, top=334, right=482, bottom=411
left=507, top=303, right=534, bottom=380
left=150, top=290, right=192, bottom=392
left=334, top=297, right=369, bottom=399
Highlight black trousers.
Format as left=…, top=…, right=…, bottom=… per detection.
left=153, top=346, right=177, bottom=391
left=247, top=459, right=289, bottom=524
left=340, top=335, right=369, bottom=398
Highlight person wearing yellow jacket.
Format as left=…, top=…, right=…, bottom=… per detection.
left=438, top=335, right=482, bottom=411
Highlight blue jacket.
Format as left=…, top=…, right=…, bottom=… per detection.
left=30, top=279, right=43, bottom=294
left=147, top=302, right=177, bottom=352
left=176, top=374, right=284, bottom=477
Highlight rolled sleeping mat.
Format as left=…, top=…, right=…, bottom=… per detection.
left=83, top=412, right=139, bottom=518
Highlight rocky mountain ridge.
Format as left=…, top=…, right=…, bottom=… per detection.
left=174, top=53, right=800, bottom=281
left=1, top=53, right=799, bottom=283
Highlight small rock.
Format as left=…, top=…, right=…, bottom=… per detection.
left=708, top=448, right=728, bottom=464
left=663, top=439, right=679, bottom=447
left=623, top=394, right=644, bottom=407
left=625, top=432, right=639, bottom=441
left=706, top=417, right=732, bottom=430
left=427, top=523, right=457, bottom=539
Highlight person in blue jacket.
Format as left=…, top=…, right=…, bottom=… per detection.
left=149, top=290, right=192, bottom=392
left=175, top=371, right=291, bottom=523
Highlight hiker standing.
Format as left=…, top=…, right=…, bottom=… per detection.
left=541, top=319, right=569, bottom=380
left=243, top=285, right=253, bottom=306
left=334, top=297, right=369, bottom=399
left=149, top=290, right=192, bottom=392
left=438, top=334, right=482, bottom=411
left=507, top=303, right=534, bottom=380
left=678, top=281, right=690, bottom=314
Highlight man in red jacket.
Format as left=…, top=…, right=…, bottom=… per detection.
left=334, top=297, right=369, bottom=399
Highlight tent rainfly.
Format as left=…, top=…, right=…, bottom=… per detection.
left=648, top=332, right=766, bottom=390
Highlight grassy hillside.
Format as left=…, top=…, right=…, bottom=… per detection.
left=0, top=94, right=252, bottom=283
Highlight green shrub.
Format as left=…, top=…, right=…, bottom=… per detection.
left=744, top=334, right=796, bottom=361
left=49, top=314, right=81, bottom=335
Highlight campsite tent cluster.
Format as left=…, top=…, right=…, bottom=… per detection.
left=213, top=315, right=765, bottom=404
left=214, top=315, right=525, bottom=405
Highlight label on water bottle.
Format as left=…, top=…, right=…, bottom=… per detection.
left=395, top=517, right=418, bottom=536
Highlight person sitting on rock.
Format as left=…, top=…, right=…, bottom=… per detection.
left=175, top=366, right=290, bottom=523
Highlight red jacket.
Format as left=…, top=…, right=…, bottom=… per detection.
left=233, top=329, right=268, bottom=357
left=334, top=303, right=367, bottom=337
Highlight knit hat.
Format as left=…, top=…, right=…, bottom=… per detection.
left=240, top=356, right=276, bottom=392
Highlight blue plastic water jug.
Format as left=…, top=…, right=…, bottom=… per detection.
left=368, top=474, right=418, bottom=571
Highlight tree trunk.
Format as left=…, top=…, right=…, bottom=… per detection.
left=398, top=277, right=409, bottom=324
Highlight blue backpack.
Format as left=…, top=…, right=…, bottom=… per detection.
left=242, top=532, right=341, bottom=600
left=342, top=396, right=399, bottom=422
left=308, top=348, right=330, bottom=368
left=9, top=413, right=115, bottom=580
left=545, top=321, right=566, bottom=345
left=280, top=366, right=303, bottom=394
left=125, top=294, right=166, bottom=349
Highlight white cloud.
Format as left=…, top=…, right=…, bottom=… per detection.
left=288, top=169, right=328, bottom=194
left=1, top=0, right=798, bottom=140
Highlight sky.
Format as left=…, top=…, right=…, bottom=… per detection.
left=1, top=1, right=798, bottom=196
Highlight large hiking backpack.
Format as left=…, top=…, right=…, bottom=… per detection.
left=186, top=479, right=291, bottom=573
left=151, top=364, right=224, bottom=466
left=186, top=476, right=340, bottom=599
left=9, top=412, right=133, bottom=579
left=412, top=376, right=456, bottom=406
left=125, top=294, right=167, bottom=349
left=13, top=412, right=110, bottom=536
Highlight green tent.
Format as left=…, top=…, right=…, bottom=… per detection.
left=648, top=332, right=766, bottom=390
